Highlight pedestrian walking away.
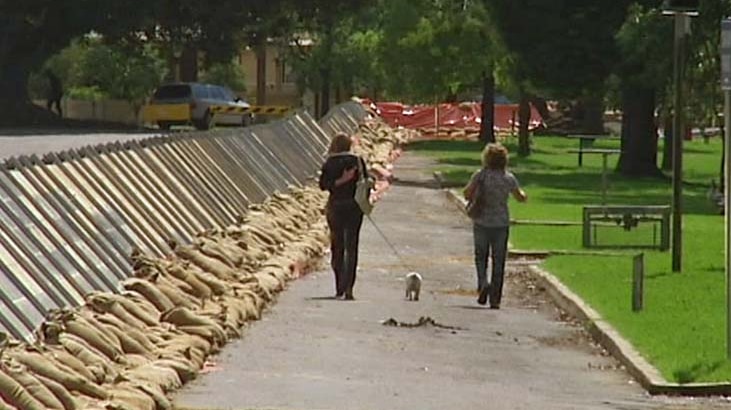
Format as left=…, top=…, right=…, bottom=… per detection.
left=463, top=143, right=527, bottom=309
left=45, top=69, right=63, bottom=117
left=319, top=132, right=370, bottom=300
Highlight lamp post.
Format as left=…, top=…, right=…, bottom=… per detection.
left=721, top=17, right=731, bottom=360
left=663, top=0, right=697, bottom=273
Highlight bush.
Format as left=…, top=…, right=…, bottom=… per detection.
left=200, top=62, right=246, bottom=94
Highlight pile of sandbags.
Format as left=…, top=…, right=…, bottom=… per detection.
left=351, top=113, right=417, bottom=202
left=0, top=187, right=329, bottom=410
left=0, top=110, right=409, bottom=410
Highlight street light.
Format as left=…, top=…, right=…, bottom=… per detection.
left=663, top=0, right=697, bottom=273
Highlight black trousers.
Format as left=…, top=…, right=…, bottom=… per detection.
left=326, top=202, right=364, bottom=295
left=47, top=98, right=62, bottom=116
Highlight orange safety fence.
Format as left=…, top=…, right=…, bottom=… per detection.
left=369, top=101, right=543, bottom=132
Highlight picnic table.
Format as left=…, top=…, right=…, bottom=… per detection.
left=564, top=134, right=618, bottom=166
left=567, top=148, right=621, bottom=206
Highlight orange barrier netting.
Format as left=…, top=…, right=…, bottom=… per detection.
left=369, top=101, right=543, bottom=132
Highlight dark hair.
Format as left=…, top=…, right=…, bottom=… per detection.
left=328, top=132, right=352, bottom=154
left=482, top=143, right=508, bottom=170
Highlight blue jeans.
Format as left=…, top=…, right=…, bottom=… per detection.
left=473, top=224, right=509, bottom=306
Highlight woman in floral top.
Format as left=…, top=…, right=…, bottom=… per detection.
left=464, top=143, right=527, bottom=309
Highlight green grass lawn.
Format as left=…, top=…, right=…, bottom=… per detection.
left=409, top=135, right=730, bottom=383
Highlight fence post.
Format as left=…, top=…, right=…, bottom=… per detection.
left=632, top=253, right=644, bottom=312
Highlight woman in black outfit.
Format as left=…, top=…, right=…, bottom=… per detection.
left=319, top=132, right=367, bottom=300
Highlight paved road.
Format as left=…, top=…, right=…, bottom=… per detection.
left=174, top=152, right=731, bottom=410
left=0, top=131, right=162, bottom=161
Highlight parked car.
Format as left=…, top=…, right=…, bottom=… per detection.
left=145, top=82, right=252, bottom=130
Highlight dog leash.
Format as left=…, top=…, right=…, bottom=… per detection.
left=365, top=214, right=414, bottom=272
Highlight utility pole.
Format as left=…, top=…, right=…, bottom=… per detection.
left=720, top=17, right=731, bottom=359
left=671, top=13, right=688, bottom=272
left=663, top=0, right=697, bottom=273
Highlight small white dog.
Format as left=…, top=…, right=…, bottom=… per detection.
left=404, top=271, right=422, bottom=301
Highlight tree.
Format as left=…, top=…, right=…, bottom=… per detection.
left=378, top=0, right=492, bottom=103
left=0, top=1, right=147, bottom=124
left=613, top=5, right=672, bottom=177
left=486, top=0, right=632, bottom=155
left=81, top=40, right=168, bottom=118
left=279, top=0, right=371, bottom=116
left=201, top=62, right=247, bottom=94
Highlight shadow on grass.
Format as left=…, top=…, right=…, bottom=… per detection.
left=407, top=139, right=482, bottom=152
left=673, top=361, right=725, bottom=384
left=646, top=271, right=674, bottom=280
left=410, top=139, right=719, bottom=216
left=438, top=157, right=481, bottom=167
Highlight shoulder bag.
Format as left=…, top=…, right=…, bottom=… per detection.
left=355, top=157, right=374, bottom=215
left=466, top=169, right=486, bottom=219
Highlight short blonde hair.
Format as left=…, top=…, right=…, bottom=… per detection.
left=328, top=132, right=352, bottom=154
left=482, top=143, right=508, bottom=170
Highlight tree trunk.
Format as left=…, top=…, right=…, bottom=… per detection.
left=320, top=67, right=331, bottom=118
left=179, top=46, right=198, bottom=82
left=617, top=86, right=662, bottom=176
left=479, top=70, right=495, bottom=144
left=0, top=62, right=56, bottom=125
left=518, top=91, right=531, bottom=156
left=335, top=86, right=342, bottom=104
left=575, top=95, right=604, bottom=134
left=255, top=40, right=267, bottom=106
left=529, top=96, right=551, bottom=122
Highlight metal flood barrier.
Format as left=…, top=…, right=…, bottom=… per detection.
left=318, top=101, right=369, bottom=137
left=0, top=104, right=367, bottom=341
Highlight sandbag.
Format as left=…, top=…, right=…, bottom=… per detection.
left=58, top=336, right=114, bottom=384
left=175, top=247, right=238, bottom=281
left=153, top=280, right=197, bottom=310
left=9, top=351, right=109, bottom=400
left=165, top=265, right=212, bottom=300
left=94, top=315, right=158, bottom=353
left=123, top=291, right=162, bottom=313
left=129, top=382, right=171, bottom=410
left=108, top=384, right=155, bottom=410
left=196, top=239, right=238, bottom=268
left=0, top=368, right=46, bottom=410
left=122, top=363, right=181, bottom=392
left=121, top=353, right=150, bottom=369
left=188, top=269, right=230, bottom=296
left=34, top=375, right=77, bottom=410
left=0, top=398, right=15, bottom=410
left=152, top=358, right=197, bottom=384
left=122, top=279, right=174, bottom=312
left=174, top=326, right=223, bottom=346
left=73, top=312, right=123, bottom=348
left=160, top=307, right=222, bottom=330
left=86, top=295, right=147, bottom=330
left=63, top=319, right=123, bottom=361
left=44, top=347, right=96, bottom=382
left=3, top=363, right=65, bottom=410
left=101, top=325, right=152, bottom=357
left=103, top=294, right=160, bottom=328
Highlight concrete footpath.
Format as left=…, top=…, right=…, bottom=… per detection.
left=174, top=153, right=728, bottom=410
